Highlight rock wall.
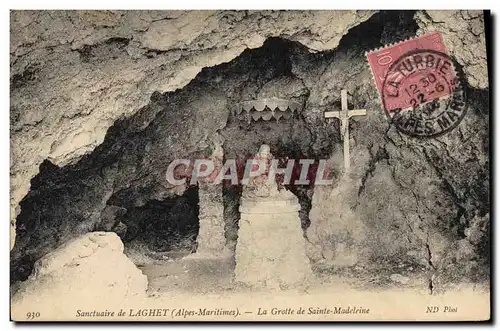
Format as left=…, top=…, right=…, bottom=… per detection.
left=10, top=10, right=489, bottom=290
left=10, top=10, right=375, bottom=247
left=416, top=10, right=488, bottom=89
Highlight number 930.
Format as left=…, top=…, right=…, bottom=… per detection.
left=26, top=311, right=40, bottom=320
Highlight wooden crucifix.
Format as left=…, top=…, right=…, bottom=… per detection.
left=324, top=90, right=367, bottom=171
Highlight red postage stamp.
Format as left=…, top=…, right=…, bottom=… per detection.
left=367, top=32, right=449, bottom=101
left=367, top=32, right=466, bottom=138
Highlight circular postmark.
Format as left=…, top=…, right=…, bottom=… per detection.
left=381, top=49, right=467, bottom=138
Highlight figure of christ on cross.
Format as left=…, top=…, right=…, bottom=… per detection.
left=324, top=90, right=367, bottom=171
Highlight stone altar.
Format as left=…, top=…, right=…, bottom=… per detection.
left=234, top=145, right=312, bottom=289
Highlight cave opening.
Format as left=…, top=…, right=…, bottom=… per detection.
left=114, top=186, right=200, bottom=262
left=220, top=117, right=330, bottom=246
left=11, top=10, right=422, bottom=285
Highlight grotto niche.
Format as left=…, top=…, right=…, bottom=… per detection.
left=10, top=10, right=490, bottom=320
left=11, top=36, right=341, bottom=286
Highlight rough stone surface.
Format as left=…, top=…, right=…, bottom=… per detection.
left=415, top=10, right=488, bottom=89
left=11, top=232, right=148, bottom=312
left=189, top=139, right=228, bottom=257
left=11, top=10, right=489, bottom=293
left=390, top=273, right=410, bottom=285
left=306, top=153, right=368, bottom=267
left=96, top=205, right=127, bottom=232
left=10, top=10, right=375, bottom=246
left=195, top=182, right=227, bottom=256
left=235, top=189, right=312, bottom=288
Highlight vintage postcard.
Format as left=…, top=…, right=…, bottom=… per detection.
left=10, top=9, right=491, bottom=322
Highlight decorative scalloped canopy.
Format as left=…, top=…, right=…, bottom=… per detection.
left=233, top=97, right=302, bottom=123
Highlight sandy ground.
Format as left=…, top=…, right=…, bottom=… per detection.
left=139, top=255, right=236, bottom=294
left=11, top=254, right=490, bottom=322
left=130, top=256, right=489, bottom=322
left=138, top=254, right=431, bottom=295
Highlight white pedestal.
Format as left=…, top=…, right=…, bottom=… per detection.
left=234, top=191, right=312, bottom=289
